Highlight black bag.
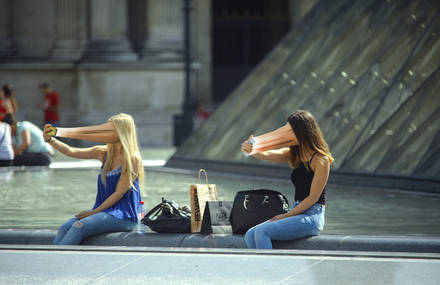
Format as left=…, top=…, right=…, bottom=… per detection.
left=142, top=198, right=191, bottom=233
left=200, top=201, right=233, bottom=234
left=229, top=189, right=289, bottom=234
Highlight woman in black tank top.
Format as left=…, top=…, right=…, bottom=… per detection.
left=241, top=110, right=334, bottom=249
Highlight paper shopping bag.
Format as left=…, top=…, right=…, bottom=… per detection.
left=190, top=169, right=218, bottom=233
left=200, top=201, right=233, bottom=234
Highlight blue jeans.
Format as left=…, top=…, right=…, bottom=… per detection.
left=245, top=202, right=325, bottom=249
left=53, top=212, right=136, bottom=245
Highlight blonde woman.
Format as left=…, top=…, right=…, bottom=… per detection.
left=44, top=113, right=144, bottom=245
left=241, top=110, right=333, bottom=249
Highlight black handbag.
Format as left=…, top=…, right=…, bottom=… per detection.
left=142, top=198, right=191, bottom=233
left=229, top=189, right=289, bottom=234
left=200, top=201, right=233, bottom=234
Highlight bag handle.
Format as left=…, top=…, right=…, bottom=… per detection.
left=243, top=194, right=270, bottom=212
left=144, top=203, right=163, bottom=219
left=165, top=199, right=186, bottom=217
left=198, top=169, right=209, bottom=185
left=145, top=198, right=189, bottom=220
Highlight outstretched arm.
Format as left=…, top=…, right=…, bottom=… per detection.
left=46, top=122, right=119, bottom=143
left=244, top=124, right=297, bottom=155
left=241, top=135, right=291, bottom=163
left=49, top=138, right=107, bottom=161
left=44, top=125, right=107, bottom=160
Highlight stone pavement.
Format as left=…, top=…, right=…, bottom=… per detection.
left=1, top=245, right=439, bottom=285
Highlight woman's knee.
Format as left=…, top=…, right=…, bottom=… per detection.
left=63, top=220, right=86, bottom=236
left=245, top=227, right=258, bottom=248
left=311, top=223, right=324, bottom=235
left=253, top=227, right=268, bottom=239
left=54, top=220, right=86, bottom=245
left=244, top=227, right=255, bottom=242
left=59, top=218, right=77, bottom=231
left=58, top=223, right=71, bottom=233
left=72, top=220, right=85, bottom=229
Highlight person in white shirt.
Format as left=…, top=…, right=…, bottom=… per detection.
left=0, top=120, right=14, bottom=167
left=2, top=114, right=53, bottom=166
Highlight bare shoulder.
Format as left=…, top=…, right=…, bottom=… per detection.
left=311, top=154, right=330, bottom=170
left=131, top=154, right=143, bottom=168
left=93, top=145, right=107, bottom=161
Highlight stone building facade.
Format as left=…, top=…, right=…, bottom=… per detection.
left=0, top=0, right=315, bottom=146
left=0, top=0, right=213, bottom=146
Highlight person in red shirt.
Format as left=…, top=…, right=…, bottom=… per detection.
left=0, top=84, right=17, bottom=120
left=0, top=101, right=6, bottom=121
left=39, top=83, right=59, bottom=126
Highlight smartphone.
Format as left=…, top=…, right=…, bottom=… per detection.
left=46, top=126, right=57, bottom=137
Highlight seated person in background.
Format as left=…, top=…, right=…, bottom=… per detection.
left=0, top=120, right=14, bottom=167
left=2, top=114, right=53, bottom=166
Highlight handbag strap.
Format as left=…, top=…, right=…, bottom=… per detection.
left=145, top=198, right=188, bottom=219
left=166, top=200, right=185, bottom=217
left=198, top=169, right=209, bottom=185
left=239, top=189, right=290, bottom=207
left=144, top=202, right=164, bottom=219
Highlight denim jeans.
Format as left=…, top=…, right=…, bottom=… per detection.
left=245, top=201, right=325, bottom=249
left=53, top=212, right=136, bottom=245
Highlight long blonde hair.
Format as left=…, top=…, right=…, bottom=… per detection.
left=288, top=110, right=334, bottom=168
left=101, top=113, right=144, bottom=189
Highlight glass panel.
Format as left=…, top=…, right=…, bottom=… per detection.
left=175, top=0, right=440, bottom=178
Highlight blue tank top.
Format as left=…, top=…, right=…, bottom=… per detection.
left=93, top=166, right=141, bottom=222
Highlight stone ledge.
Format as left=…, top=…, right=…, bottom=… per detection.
left=1, top=229, right=439, bottom=253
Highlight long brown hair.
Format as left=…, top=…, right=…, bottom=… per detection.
left=287, top=110, right=334, bottom=168
left=1, top=84, right=18, bottom=113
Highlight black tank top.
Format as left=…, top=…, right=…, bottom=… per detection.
left=290, top=153, right=326, bottom=205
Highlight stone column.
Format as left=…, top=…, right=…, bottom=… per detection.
left=0, top=0, right=15, bottom=58
left=51, top=0, right=87, bottom=60
left=128, top=0, right=147, bottom=57
left=193, top=0, right=212, bottom=107
left=83, top=0, right=137, bottom=62
left=143, top=0, right=183, bottom=61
